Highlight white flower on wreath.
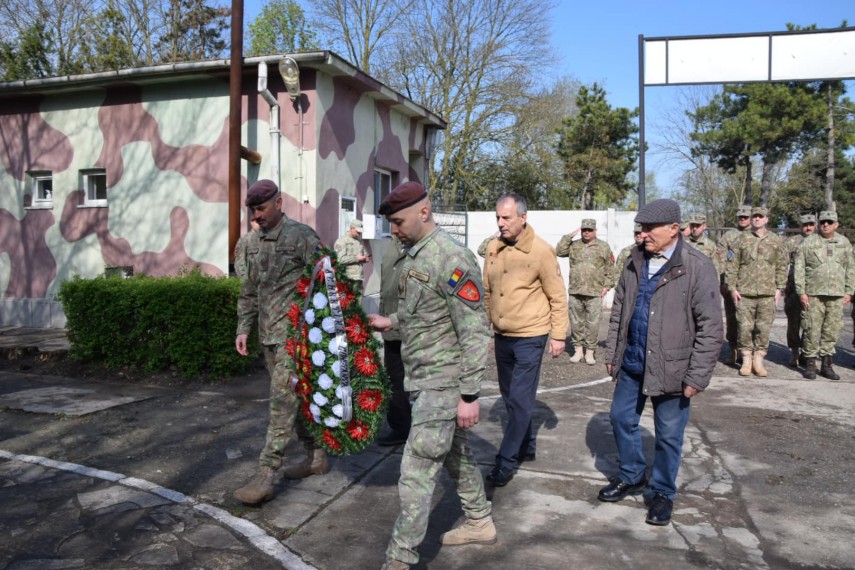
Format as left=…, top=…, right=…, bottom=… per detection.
left=324, top=416, right=341, bottom=428
left=304, top=308, right=315, bottom=325
left=313, top=392, right=329, bottom=406
left=328, top=336, right=339, bottom=354
left=312, top=350, right=326, bottom=367
left=309, top=403, right=321, bottom=418
left=313, top=292, right=329, bottom=310
left=318, top=373, right=333, bottom=390
left=332, top=360, right=341, bottom=377
left=308, top=327, right=323, bottom=345
left=332, top=403, right=344, bottom=418
left=335, top=385, right=344, bottom=398
left=321, top=316, right=336, bottom=334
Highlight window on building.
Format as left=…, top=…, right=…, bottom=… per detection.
left=28, top=171, right=53, bottom=207
left=374, top=169, right=394, bottom=235
left=81, top=169, right=108, bottom=206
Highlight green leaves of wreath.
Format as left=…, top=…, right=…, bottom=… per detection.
left=285, top=247, right=390, bottom=455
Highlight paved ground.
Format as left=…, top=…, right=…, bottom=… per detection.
left=2, top=309, right=855, bottom=569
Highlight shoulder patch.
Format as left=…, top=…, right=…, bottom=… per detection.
left=456, top=279, right=481, bottom=302
left=448, top=268, right=465, bottom=288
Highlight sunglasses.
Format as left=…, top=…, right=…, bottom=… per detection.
left=819, top=220, right=835, bottom=225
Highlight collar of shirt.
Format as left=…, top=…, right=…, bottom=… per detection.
left=646, top=240, right=677, bottom=261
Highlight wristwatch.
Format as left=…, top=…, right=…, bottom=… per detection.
left=461, top=392, right=480, bottom=403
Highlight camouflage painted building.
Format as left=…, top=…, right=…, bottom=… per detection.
left=0, top=52, right=444, bottom=327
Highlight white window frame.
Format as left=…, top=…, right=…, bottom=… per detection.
left=374, top=169, right=394, bottom=236
left=27, top=171, right=53, bottom=208
left=340, top=196, right=356, bottom=237
left=81, top=169, right=108, bottom=207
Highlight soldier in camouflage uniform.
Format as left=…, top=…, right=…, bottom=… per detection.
left=333, top=218, right=370, bottom=294
left=613, top=223, right=643, bottom=287
left=784, top=213, right=816, bottom=366
left=233, top=180, right=330, bottom=505
left=686, top=213, right=723, bottom=275
left=368, top=182, right=495, bottom=570
left=794, top=210, right=855, bottom=380
left=719, top=205, right=753, bottom=364
left=725, top=207, right=787, bottom=377
left=556, top=219, right=614, bottom=365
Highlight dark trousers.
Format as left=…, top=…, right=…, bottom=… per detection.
left=494, top=333, right=548, bottom=470
left=384, top=340, right=411, bottom=435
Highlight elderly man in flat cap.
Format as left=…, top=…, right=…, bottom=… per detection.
left=556, top=219, right=614, bottom=365
left=334, top=218, right=371, bottom=295
left=784, top=213, right=817, bottom=366
left=368, top=181, right=495, bottom=570
left=233, top=179, right=330, bottom=505
left=600, top=199, right=722, bottom=527
left=794, top=210, right=854, bottom=380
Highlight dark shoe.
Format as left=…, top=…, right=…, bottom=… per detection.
left=485, top=465, right=514, bottom=487
left=520, top=452, right=536, bottom=463
left=820, top=355, right=840, bottom=381
left=597, top=476, right=647, bottom=502
left=645, top=492, right=673, bottom=526
left=803, top=357, right=817, bottom=380
left=376, top=431, right=409, bottom=447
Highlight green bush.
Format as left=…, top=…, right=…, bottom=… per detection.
left=58, top=269, right=259, bottom=380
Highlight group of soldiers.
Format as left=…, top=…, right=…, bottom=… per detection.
left=478, top=205, right=854, bottom=381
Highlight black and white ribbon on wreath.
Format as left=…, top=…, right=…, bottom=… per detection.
left=291, top=255, right=353, bottom=422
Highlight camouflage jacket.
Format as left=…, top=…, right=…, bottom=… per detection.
left=613, top=243, right=639, bottom=288
left=555, top=236, right=614, bottom=296
left=236, top=216, right=322, bottom=345
left=794, top=233, right=855, bottom=297
left=687, top=234, right=723, bottom=275
left=785, top=234, right=807, bottom=291
left=725, top=230, right=787, bottom=296
left=477, top=235, right=496, bottom=258
left=378, top=236, right=407, bottom=342
left=719, top=227, right=748, bottom=253
left=394, top=227, right=489, bottom=396
left=233, top=232, right=252, bottom=281
left=333, top=233, right=365, bottom=281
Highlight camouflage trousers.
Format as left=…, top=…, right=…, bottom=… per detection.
left=386, top=388, right=491, bottom=565
left=259, top=344, right=317, bottom=470
left=735, top=295, right=776, bottom=351
left=569, top=294, right=601, bottom=349
left=784, top=292, right=803, bottom=351
left=801, top=296, right=844, bottom=358
left=723, top=287, right=738, bottom=347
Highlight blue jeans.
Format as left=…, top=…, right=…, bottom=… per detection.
left=494, top=334, right=548, bottom=470
left=609, top=369, right=691, bottom=500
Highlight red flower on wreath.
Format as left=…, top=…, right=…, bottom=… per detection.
left=285, top=338, right=298, bottom=358
left=347, top=420, right=371, bottom=441
left=322, top=429, right=342, bottom=452
left=345, top=315, right=371, bottom=344
left=337, top=282, right=355, bottom=309
left=296, top=276, right=311, bottom=298
left=296, top=379, right=312, bottom=398
left=354, top=347, right=378, bottom=376
left=301, top=401, right=314, bottom=422
left=357, top=389, right=383, bottom=412
left=287, top=303, right=302, bottom=327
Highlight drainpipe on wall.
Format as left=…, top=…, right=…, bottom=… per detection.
left=227, top=0, right=244, bottom=270
left=257, top=62, right=281, bottom=190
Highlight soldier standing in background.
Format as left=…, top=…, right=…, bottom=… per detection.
left=794, top=211, right=854, bottom=380
left=784, top=214, right=816, bottom=366
left=233, top=180, right=329, bottom=505
left=725, top=207, right=787, bottom=377
left=368, top=182, right=495, bottom=570
left=686, top=214, right=723, bottom=275
left=614, top=223, right=643, bottom=287
left=556, top=219, right=614, bottom=365
left=333, top=219, right=370, bottom=295
left=718, top=205, right=753, bottom=364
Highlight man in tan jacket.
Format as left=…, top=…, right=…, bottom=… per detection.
left=483, top=193, right=568, bottom=487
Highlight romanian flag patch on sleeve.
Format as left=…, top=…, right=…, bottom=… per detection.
left=448, top=267, right=482, bottom=305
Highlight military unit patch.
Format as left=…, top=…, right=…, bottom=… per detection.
left=456, top=280, right=481, bottom=302
left=448, top=268, right=465, bottom=288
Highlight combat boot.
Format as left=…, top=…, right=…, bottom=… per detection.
left=569, top=346, right=583, bottom=363
left=739, top=351, right=753, bottom=377
left=439, top=515, right=497, bottom=546
left=584, top=348, right=596, bottom=365
left=820, top=355, right=840, bottom=381
left=803, top=357, right=817, bottom=380
left=282, top=448, right=330, bottom=479
left=788, top=348, right=799, bottom=367
left=233, top=466, right=277, bottom=504
left=723, top=344, right=738, bottom=365
left=752, top=350, right=768, bottom=377
left=380, top=559, right=410, bottom=570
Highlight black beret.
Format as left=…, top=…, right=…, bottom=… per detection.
left=245, top=179, right=279, bottom=207
left=635, top=199, right=681, bottom=225
left=378, top=181, right=428, bottom=216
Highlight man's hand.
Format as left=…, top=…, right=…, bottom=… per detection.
left=357, top=254, right=371, bottom=263
left=235, top=334, right=249, bottom=356
left=601, top=287, right=609, bottom=299
left=731, top=290, right=742, bottom=304
left=606, top=363, right=612, bottom=376
left=774, top=289, right=782, bottom=307
left=845, top=294, right=852, bottom=306
left=683, top=385, right=699, bottom=398
left=367, top=314, right=392, bottom=332
left=457, top=400, right=480, bottom=429
left=548, top=339, right=565, bottom=358
left=800, top=294, right=810, bottom=310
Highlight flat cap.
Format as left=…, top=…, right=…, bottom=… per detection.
left=799, top=213, right=816, bottom=224
left=350, top=219, right=363, bottom=231
left=636, top=199, right=681, bottom=225
left=633, top=222, right=642, bottom=233
left=689, top=213, right=707, bottom=224
left=819, top=210, right=838, bottom=222
left=245, top=179, right=279, bottom=207
left=751, top=206, right=768, bottom=217
left=581, top=218, right=596, bottom=230
left=378, top=181, right=428, bottom=216
left=736, top=205, right=752, bottom=217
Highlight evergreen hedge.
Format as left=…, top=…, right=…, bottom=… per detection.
left=58, top=269, right=258, bottom=379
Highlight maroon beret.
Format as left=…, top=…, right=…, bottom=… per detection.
left=245, top=179, right=280, bottom=207
left=378, top=181, right=428, bottom=215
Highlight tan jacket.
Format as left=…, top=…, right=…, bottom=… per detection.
left=483, top=224, right=569, bottom=339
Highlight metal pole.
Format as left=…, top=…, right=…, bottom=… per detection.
left=638, top=34, right=646, bottom=208
left=228, top=0, right=244, bottom=269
